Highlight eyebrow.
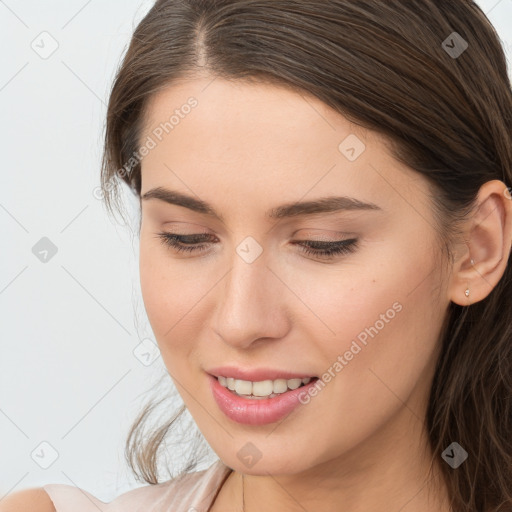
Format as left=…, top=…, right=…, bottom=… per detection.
left=140, top=187, right=382, bottom=222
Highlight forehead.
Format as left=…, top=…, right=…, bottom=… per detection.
left=139, top=77, right=429, bottom=218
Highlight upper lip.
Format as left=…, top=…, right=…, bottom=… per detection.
left=207, top=366, right=317, bottom=382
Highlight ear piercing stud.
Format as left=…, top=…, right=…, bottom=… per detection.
left=465, top=258, right=474, bottom=297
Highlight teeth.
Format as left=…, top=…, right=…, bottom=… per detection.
left=217, top=376, right=314, bottom=398
left=252, top=380, right=274, bottom=396
left=287, top=378, right=302, bottom=390
left=273, top=379, right=288, bottom=394
left=235, top=379, right=252, bottom=395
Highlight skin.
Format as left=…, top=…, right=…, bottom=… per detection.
left=137, top=76, right=512, bottom=512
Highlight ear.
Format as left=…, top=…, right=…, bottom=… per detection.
left=449, top=180, right=512, bottom=306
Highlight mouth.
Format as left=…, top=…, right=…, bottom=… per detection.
left=207, top=371, right=320, bottom=425
left=215, top=375, right=316, bottom=399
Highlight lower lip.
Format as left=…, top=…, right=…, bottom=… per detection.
left=208, top=374, right=318, bottom=425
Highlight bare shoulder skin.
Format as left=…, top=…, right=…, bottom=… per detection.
left=0, top=488, right=55, bottom=512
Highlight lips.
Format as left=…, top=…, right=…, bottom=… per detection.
left=208, top=372, right=320, bottom=425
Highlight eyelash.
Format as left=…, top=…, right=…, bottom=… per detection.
left=155, top=232, right=358, bottom=260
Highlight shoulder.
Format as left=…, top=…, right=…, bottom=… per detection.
left=26, top=460, right=231, bottom=512
left=107, top=460, right=233, bottom=511
left=0, top=487, right=56, bottom=512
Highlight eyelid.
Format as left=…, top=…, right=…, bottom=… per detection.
left=157, top=228, right=357, bottom=243
left=155, top=231, right=359, bottom=260
left=161, top=222, right=214, bottom=234
left=294, top=229, right=358, bottom=241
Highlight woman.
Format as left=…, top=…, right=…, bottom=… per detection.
left=4, top=0, right=511, bottom=511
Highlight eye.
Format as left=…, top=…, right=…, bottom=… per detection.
left=292, top=238, right=358, bottom=259
left=155, top=232, right=215, bottom=253
left=155, top=232, right=358, bottom=260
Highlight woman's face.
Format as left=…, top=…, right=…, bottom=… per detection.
left=138, top=76, right=452, bottom=476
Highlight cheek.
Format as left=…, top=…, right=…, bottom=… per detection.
left=139, top=244, right=188, bottom=345
left=139, top=242, right=214, bottom=367
left=300, top=247, right=446, bottom=433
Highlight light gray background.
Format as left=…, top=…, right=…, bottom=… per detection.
left=1, top=0, right=511, bottom=502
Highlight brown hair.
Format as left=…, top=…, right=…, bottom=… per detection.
left=100, top=1, right=512, bottom=510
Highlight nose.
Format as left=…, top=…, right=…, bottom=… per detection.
left=212, top=249, right=291, bottom=349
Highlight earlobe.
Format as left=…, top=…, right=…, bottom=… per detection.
left=449, top=180, right=512, bottom=306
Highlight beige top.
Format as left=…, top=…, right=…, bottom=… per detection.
left=43, top=460, right=232, bottom=512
